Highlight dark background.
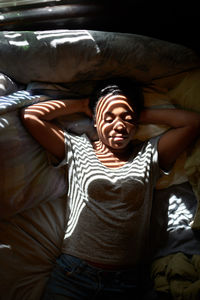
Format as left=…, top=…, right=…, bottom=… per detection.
left=0, top=0, right=199, bottom=55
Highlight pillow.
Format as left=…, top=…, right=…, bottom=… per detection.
left=0, top=73, right=18, bottom=96
left=168, top=69, right=200, bottom=230
left=134, top=84, right=173, bottom=141
left=0, top=91, right=67, bottom=219
left=0, top=30, right=199, bottom=85
left=26, top=80, right=96, bottom=99
left=168, top=69, right=200, bottom=112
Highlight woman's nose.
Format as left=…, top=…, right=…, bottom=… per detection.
left=113, top=119, right=126, bottom=131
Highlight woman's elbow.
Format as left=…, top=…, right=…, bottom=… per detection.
left=20, top=108, right=29, bottom=125
left=20, top=108, right=41, bottom=130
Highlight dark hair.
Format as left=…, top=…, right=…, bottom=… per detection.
left=89, top=77, right=144, bottom=120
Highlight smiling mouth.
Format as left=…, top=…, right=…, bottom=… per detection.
left=111, top=135, right=127, bottom=141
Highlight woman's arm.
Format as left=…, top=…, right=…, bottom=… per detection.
left=20, top=98, right=91, bottom=160
left=140, top=108, right=200, bottom=171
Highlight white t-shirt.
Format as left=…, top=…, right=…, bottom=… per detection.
left=58, top=131, right=161, bottom=266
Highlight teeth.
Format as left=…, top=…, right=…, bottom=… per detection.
left=113, top=136, right=125, bottom=140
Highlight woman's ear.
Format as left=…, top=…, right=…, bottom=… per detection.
left=93, top=117, right=97, bottom=127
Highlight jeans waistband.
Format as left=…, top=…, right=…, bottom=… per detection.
left=58, top=254, right=141, bottom=281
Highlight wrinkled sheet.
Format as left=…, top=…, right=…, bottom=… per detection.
left=151, top=253, right=200, bottom=299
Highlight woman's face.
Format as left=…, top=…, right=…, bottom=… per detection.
left=94, top=93, right=137, bottom=152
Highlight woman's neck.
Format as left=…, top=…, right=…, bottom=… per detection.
left=93, top=140, right=133, bottom=168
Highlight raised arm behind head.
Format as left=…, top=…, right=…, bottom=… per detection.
left=20, top=98, right=91, bottom=160
left=140, top=108, right=200, bottom=171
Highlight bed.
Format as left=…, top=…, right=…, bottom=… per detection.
left=0, top=29, right=200, bottom=300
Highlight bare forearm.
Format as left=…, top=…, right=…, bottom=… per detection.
left=21, top=98, right=90, bottom=121
left=140, top=108, right=200, bottom=129
left=140, top=108, right=200, bottom=171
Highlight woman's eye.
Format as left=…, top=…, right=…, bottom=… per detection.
left=125, top=115, right=133, bottom=121
left=105, top=118, right=113, bottom=123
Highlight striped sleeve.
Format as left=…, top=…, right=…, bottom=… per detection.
left=47, top=130, right=69, bottom=168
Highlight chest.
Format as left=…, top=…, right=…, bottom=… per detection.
left=68, top=137, right=155, bottom=212
left=87, top=176, right=145, bottom=211
left=94, top=150, right=127, bottom=168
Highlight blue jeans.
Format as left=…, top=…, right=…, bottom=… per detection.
left=42, top=254, right=157, bottom=300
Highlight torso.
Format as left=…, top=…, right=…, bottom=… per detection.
left=62, top=132, right=161, bottom=266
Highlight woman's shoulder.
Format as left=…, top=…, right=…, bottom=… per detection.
left=64, top=130, right=94, bottom=152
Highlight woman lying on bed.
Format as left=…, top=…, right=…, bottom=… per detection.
left=20, top=78, right=200, bottom=300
